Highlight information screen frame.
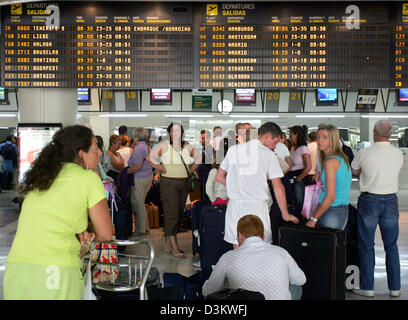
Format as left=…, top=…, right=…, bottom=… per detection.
left=315, top=88, right=338, bottom=106
left=234, top=89, right=256, bottom=106
left=397, top=88, right=408, bottom=106
left=150, top=88, right=173, bottom=105
left=17, top=123, right=62, bottom=183
left=77, top=88, right=91, bottom=105
left=0, top=87, right=9, bottom=105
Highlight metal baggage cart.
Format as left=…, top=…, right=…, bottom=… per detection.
left=83, top=239, right=155, bottom=300
left=104, top=181, right=117, bottom=225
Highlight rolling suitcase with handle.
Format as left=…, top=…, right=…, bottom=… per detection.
left=278, top=225, right=346, bottom=300
left=200, top=205, right=233, bottom=279
left=191, top=199, right=211, bottom=256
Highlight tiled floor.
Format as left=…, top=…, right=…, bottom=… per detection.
left=1, top=188, right=407, bottom=300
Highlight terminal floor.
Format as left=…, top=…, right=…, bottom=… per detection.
left=1, top=188, right=407, bottom=300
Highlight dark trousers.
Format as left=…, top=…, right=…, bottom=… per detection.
left=160, top=177, right=188, bottom=236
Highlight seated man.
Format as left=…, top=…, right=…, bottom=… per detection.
left=202, top=215, right=306, bottom=300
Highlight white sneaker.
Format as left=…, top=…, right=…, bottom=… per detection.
left=352, top=288, right=375, bottom=298
left=192, top=260, right=201, bottom=268
left=390, top=290, right=401, bottom=297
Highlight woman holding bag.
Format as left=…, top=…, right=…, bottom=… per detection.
left=147, top=122, right=200, bottom=258
left=305, top=124, right=352, bottom=230
left=3, top=125, right=113, bottom=300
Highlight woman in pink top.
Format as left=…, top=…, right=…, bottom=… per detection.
left=288, top=125, right=312, bottom=209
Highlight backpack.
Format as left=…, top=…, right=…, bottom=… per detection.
left=1, top=143, right=16, bottom=161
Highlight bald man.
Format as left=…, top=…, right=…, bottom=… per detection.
left=351, top=120, right=403, bottom=298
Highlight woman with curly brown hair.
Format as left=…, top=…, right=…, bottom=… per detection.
left=3, top=125, right=113, bottom=300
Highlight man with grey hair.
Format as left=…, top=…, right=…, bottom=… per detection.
left=351, top=120, right=403, bottom=298
left=128, top=127, right=153, bottom=235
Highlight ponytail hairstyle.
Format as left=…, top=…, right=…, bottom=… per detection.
left=19, top=125, right=94, bottom=196
left=289, top=125, right=308, bottom=149
left=317, top=123, right=350, bottom=171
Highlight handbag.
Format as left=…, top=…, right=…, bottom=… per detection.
left=177, top=150, right=198, bottom=192
left=301, top=182, right=323, bottom=220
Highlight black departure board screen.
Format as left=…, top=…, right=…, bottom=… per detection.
left=198, top=2, right=392, bottom=89
left=1, top=2, right=408, bottom=89
left=1, top=2, right=194, bottom=88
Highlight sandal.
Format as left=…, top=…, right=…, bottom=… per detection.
left=171, top=252, right=186, bottom=259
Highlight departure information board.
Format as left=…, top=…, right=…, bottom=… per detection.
left=1, top=2, right=194, bottom=88
left=1, top=2, right=408, bottom=89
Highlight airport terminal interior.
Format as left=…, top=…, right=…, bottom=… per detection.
left=0, top=0, right=408, bottom=300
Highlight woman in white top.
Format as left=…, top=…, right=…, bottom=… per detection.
left=206, top=151, right=228, bottom=204
left=107, top=134, right=125, bottom=181
left=117, top=134, right=133, bottom=167
left=147, top=123, right=201, bottom=258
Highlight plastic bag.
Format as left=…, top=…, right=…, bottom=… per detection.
left=301, top=182, right=323, bottom=220
left=82, top=258, right=97, bottom=300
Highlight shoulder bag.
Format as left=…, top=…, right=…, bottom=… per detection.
left=177, top=149, right=198, bottom=192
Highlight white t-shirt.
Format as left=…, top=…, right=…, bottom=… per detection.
left=274, top=142, right=290, bottom=160
left=290, top=145, right=311, bottom=171
left=220, top=139, right=283, bottom=202
left=205, top=168, right=228, bottom=202
left=351, top=142, right=403, bottom=194
left=117, top=147, right=132, bottom=167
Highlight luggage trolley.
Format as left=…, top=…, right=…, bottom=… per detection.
left=104, top=181, right=117, bottom=225
left=83, top=239, right=155, bottom=300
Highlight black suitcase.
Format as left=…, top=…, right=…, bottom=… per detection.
left=191, top=200, right=211, bottom=256
left=200, top=205, right=233, bottom=278
left=205, top=288, right=265, bottom=300
left=278, top=225, right=346, bottom=300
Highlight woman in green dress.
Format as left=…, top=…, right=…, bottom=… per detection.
left=3, top=125, right=113, bottom=300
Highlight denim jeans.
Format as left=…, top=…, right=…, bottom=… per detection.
left=357, top=193, right=400, bottom=291
left=317, top=204, right=349, bottom=230
left=293, top=180, right=305, bottom=209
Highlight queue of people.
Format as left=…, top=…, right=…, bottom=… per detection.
left=2, top=118, right=403, bottom=300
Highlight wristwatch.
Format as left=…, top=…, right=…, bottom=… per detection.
left=310, top=217, right=318, bottom=222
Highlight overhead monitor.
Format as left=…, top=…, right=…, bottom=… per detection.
left=397, top=88, right=408, bottom=106
left=316, top=88, right=338, bottom=106
left=17, top=123, right=62, bottom=183
left=0, top=87, right=9, bottom=105
left=77, top=88, right=91, bottom=104
left=150, top=89, right=172, bottom=105
left=234, top=89, right=256, bottom=106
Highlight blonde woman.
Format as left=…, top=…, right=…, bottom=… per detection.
left=305, top=124, right=352, bottom=230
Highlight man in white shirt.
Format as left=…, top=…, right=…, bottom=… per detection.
left=216, top=122, right=299, bottom=248
left=351, top=120, right=403, bottom=298
left=274, top=141, right=292, bottom=174
left=202, top=215, right=306, bottom=300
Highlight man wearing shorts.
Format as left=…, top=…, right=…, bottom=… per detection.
left=216, top=122, right=299, bottom=248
